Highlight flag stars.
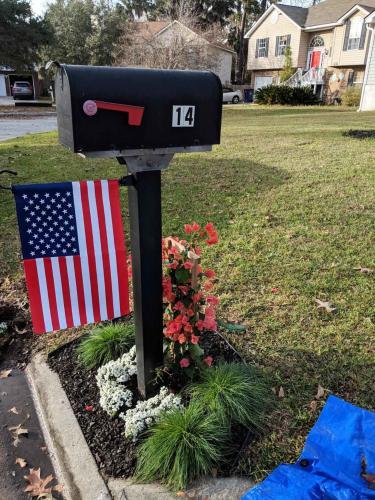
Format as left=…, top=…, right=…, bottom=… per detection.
left=33, top=193, right=39, bottom=199
left=23, top=206, right=29, bottom=211
left=44, top=193, right=50, bottom=198
left=22, top=194, right=28, bottom=199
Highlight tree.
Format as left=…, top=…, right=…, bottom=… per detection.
left=115, top=1, right=224, bottom=73
left=279, top=47, right=294, bottom=82
left=0, top=0, right=49, bottom=70
left=40, top=0, right=127, bottom=66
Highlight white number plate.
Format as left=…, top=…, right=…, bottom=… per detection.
left=172, top=105, right=195, bottom=127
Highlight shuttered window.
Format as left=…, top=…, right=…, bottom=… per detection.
left=275, top=34, right=291, bottom=56
left=344, top=16, right=366, bottom=50
left=255, top=38, right=269, bottom=58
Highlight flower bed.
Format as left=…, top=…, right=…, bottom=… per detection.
left=48, top=329, right=242, bottom=479
left=48, top=223, right=272, bottom=490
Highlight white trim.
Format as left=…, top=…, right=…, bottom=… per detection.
left=365, top=11, right=375, bottom=25
left=303, top=23, right=339, bottom=31
left=360, top=25, right=375, bottom=110
left=245, top=4, right=302, bottom=38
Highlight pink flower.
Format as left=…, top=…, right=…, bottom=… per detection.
left=184, top=224, right=193, bottom=234
left=191, top=334, right=200, bottom=344
left=204, top=269, right=216, bottom=279
left=271, top=287, right=279, bottom=294
left=183, top=261, right=193, bottom=270
left=203, top=356, right=213, bottom=367
left=180, top=358, right=190, bottom=368
left=178, top=334, right=186, bottom=344
left=85, top=405, right=93, bottom=411
left=206, top=295, right=219, bottom=307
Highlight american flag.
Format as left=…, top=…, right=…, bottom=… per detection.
left=13, top=179, right=129, bottom=334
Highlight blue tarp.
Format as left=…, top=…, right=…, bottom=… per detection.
left=242, top=396, right=375, bottom=499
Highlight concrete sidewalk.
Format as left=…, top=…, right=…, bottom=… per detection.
left=0, top=117, right=57, bottom=142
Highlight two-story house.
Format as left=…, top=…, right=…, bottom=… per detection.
left=245, top=0, right=375, bottom=102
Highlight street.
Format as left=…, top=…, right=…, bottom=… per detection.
left=0, top=117, right=57, bottom=142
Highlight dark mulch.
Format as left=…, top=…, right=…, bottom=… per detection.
left=343, top=129, right=375, bottom=140
left=48, top=331, right=246, bottom=480
left=0, top=298, right=34, bottom=370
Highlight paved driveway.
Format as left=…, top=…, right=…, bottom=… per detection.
left=0, top=117, right=57, bottom=142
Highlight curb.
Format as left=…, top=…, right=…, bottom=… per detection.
left=26, top=353, right=111, bottom=500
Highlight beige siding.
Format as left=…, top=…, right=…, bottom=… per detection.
left=331, top=11, right=371, bottom=66
left=247, top=9, right=304, bottom=70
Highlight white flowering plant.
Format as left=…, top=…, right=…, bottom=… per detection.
left=96, top=346, right=184, bottom=440
left=96, top=346, right=137, bottom=416
left=120, top=386, right=183, bottom=441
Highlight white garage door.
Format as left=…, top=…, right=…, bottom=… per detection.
left=254, top=76, right=273, bottom=91
left=0, top=75, right=6, bottom=96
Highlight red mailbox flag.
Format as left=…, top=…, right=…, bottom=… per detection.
left=13, top=179, right=129, bottom=334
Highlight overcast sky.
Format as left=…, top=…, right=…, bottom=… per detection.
left=31, top=0, right=48, bottom=16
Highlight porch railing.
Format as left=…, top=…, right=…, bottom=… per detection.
left=283, top=67, right=326, bottom=87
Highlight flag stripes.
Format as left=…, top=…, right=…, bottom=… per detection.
left=17, top=179, right=129, bottom=334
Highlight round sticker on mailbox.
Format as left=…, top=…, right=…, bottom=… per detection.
left=172, top=106, right=195, bottom=127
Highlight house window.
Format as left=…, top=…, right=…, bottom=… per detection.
left=347, top=16, right=364, bottom=50
left=256, top=38, right=269, bottom=58
left=276, top=35, right=291, bottom=56
left=348, top=70, right=363, bottom=85
left=310, top=36, right=324, bottom=48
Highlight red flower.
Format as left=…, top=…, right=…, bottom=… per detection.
left=271, top=287, right=279, bottom=294
left=203, top=356, right=213, bottom=367
left=205, top=222, right=215, bottom=233
left=191, top=334, right=200, bottom=344
left=180, top=358, right=190, bottom=368
left=85, top=405, right=93, bottom=411
left=183, top=261, right=193, bottom=270
left=178, top=334, right=186, bottom=344
left=206, top=232, right=218, bottom=245
left=206, top=295, right=219, bottom=306
left=204, top=269, right=216, bottom=279
left=184, top=224, right=193, bottom=234
left=191, top=222, right=200, bottom=232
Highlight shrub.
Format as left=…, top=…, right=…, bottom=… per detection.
left=188, top=363, right=270, bottom=431
left=279, top=47, right=295, bottom=83
left=135, top=403, right=228, bottom=490
left=255, top=85, right=319, bottom=105
left=162, top=222, right=220, bottom=372
left=341, top=86, right=361, bottom=107
left=77, top=322, right=135, bottom=370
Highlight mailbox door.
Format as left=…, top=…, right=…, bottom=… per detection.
left=56, top=65, right=222, bottom=153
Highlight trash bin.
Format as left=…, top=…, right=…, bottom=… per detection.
left=243, top=89, right=254, bottom=103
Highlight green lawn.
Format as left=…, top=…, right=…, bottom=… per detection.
left=1, top=106, right=374, bottom=479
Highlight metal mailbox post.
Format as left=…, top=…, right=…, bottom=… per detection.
left=55, top=64, right=222, bottom=397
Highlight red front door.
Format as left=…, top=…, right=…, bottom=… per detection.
left=311, top=51, right=321, bottom=68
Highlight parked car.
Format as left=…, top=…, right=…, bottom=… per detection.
left=12, top=81, right=33, bottom=100
left=222, top=87, right=242, bottom=104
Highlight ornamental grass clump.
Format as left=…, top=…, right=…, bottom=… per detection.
left=135, top=403, right=228, bottom=490
left=77, top=322, right=135, bottom=369
left=189, top=363, right=270, bottom=431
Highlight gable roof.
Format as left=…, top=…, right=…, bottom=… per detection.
left=245, top=0, right=375, bottom=37
left=276, top=4, right=308, bottom=26
left=135, top=20, right=235, bottom=54
left=305, top=0, right=375, bottom=27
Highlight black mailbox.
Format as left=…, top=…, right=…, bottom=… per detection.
left=55, top=64, right=222, bottom=154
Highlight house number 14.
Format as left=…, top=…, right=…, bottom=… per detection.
left=172, top=105, right=195, bottom=127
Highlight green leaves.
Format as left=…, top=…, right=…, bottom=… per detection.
left=77, top=321, right=135, bottom=370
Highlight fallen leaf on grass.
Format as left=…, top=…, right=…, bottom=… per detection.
left=15, top=457, right=27, bottom=468
left=176, top=491, right=186, bottom=497
left=354, top=267, right=373, bottom=274
left=8, top=406, right=19, bottom=414
left=315, top=385, right=325, bottom=400
left=310, top=400, right=317, bottom=412
left=9, top=424, right=28, bottom=447
left=0, top=369, right=12, bottom=379
left=315, top=299, right=336, bottom=313
left=278, top=387, right=285, bottom=399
